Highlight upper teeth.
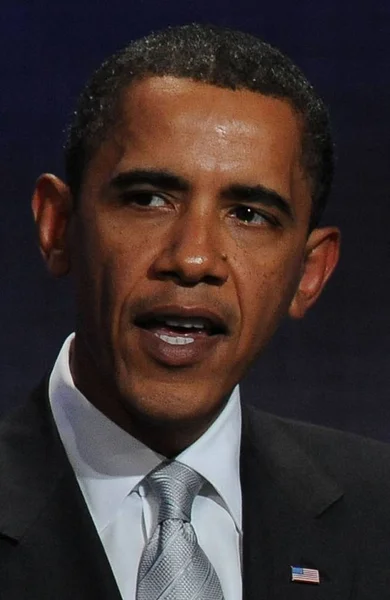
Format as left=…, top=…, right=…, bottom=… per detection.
left=163, top=318, right=206, bottom=329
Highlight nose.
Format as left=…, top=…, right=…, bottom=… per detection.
left=151, top=208, right=229, bottom=286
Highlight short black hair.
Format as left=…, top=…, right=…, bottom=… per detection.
left=65, top=23, right=334, bottom=228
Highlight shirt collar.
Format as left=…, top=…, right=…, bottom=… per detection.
left=176, top=386, right=242, bottom=531
left=49, top=333, right=242, bottom=533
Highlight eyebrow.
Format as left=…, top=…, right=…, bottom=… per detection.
left=109, top=169, right=189, bottom=192
left=109, top=168, right=293, bottom=220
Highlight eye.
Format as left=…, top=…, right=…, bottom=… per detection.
left=230, top=205, right=276, bottom=226
left=120, top=191, right=168, bottom=208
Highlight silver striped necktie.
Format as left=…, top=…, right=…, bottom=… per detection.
left=136, top=460, right=225, bottom=600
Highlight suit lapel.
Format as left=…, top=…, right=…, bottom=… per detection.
left=240, top=403, right=353, bottom=600
left=0, top=381, right=122, bottom=599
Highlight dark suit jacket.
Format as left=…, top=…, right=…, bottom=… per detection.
left=1, top=381, right=390, bottom=599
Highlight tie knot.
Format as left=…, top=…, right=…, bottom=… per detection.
left=147, top=461, right=204, bottom=523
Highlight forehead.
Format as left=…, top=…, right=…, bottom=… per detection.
left=119, top=76, right=303, bottom=163
left=85, top=76, right=310, bottom=213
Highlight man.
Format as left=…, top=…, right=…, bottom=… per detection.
left=1, top=23, right=390, bottom=599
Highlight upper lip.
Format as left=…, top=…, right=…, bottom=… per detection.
left=133, top=305, right=229, bottom=335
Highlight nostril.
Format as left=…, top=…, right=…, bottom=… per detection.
left=203, top=273, right=227, bottom=287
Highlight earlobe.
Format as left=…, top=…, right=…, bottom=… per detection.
left=288, top=226, right=340, bottom=319
left=32, top=173, right=73, bottom=277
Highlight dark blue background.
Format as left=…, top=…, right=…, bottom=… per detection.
left=2, top=1, right=390, bottom=440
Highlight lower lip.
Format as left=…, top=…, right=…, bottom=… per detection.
left=136, top=327, right=225, bottom=367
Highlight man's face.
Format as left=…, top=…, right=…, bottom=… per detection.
left=34, top=76, right=338, bottom=436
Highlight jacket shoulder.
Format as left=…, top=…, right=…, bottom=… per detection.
left=243, top=402, right=390, bottom=491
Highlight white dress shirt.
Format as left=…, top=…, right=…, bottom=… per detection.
left=49, top=334, right=242, bottom=600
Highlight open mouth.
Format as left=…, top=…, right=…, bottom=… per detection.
left=134, top=313, right=227, bottom=346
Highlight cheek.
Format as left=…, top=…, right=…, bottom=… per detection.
left=70, top=220, right=128, bottom=327
left=234, top=247, right=303, bottom=342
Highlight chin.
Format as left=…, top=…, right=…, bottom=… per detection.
left=121, top=385, right=221, bottom=428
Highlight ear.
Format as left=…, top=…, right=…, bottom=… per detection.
left=31, top=173, right=73, bottom=277
left=288, top=226, right=340, bottom=319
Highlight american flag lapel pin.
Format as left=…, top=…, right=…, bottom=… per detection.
left=291, top=566, right=320, bottom=584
